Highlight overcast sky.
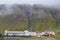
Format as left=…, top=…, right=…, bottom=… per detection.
left=0, top=0, right=60, bottom=6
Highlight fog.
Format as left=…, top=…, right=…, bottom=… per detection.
left=0, top=1, right=60, bottom=33
left=0, top=0, right=60, bottom=6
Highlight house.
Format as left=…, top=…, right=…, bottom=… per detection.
left=4, top=30, right=37, bottom=37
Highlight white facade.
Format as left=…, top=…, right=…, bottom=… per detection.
left=4, top=30, right=37, bottom=36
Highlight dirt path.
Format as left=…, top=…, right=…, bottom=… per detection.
left=0, top=37, right=57, bottom=40
left=44, top=38, right=56, bottom=40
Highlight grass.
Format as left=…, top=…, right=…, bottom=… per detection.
left=0, top=16, right=60, bottom=40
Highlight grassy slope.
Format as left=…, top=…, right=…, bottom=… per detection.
left=0, top=15, right=60, bottom=39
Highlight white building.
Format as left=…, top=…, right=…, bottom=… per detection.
left=4, top=30, right=37, bottom=36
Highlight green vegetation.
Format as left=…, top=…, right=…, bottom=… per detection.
left=0, top=16, right=60, bottom=40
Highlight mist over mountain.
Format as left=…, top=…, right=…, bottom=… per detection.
left=0, top=4, right=60, bottom=32
left=0, top=4, right=60, bottom=16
